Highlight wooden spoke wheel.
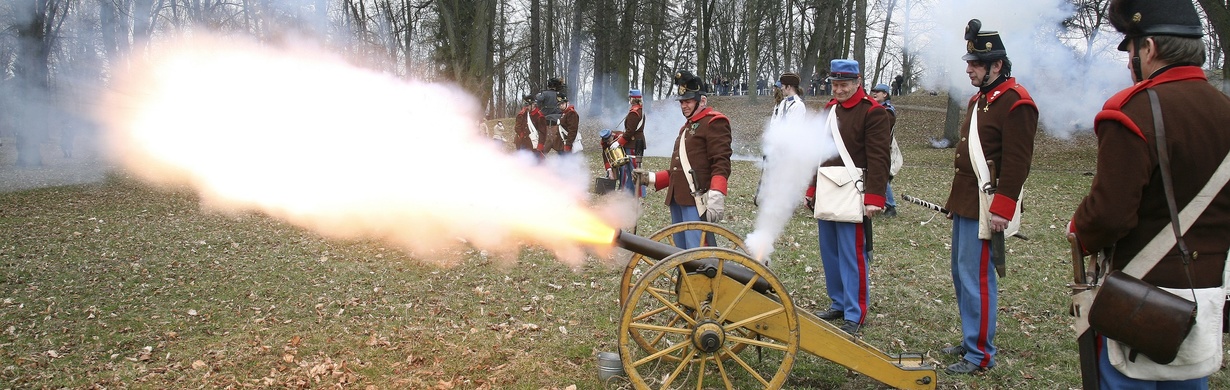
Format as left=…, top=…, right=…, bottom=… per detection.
left=619, top=221, right=748, bottom=307
left=618, top=248, right=798, bottom=390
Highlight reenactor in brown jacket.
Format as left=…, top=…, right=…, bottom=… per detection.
left=634, top=70, right=732, bottom=249
left=940, top=19, right=1038, bottom=376
left=807, top=59, right=892, bottom=337
left=1069, top=0, right=1230, bottom=387
left=513, top=94, right=537, bottom=152
left=559, top=96, right=579, bottom=153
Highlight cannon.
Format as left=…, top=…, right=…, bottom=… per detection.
left=611, top=223, right=937, bottom=389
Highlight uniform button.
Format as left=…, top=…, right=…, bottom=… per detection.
left=961, top=137, right=966, bottom=141
left=956, top=153, right=961, bottom=158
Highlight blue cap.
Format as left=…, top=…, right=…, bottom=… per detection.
left=828, top=59, right=860, bottom=81
left=628, top=89, right=642, bottom=98
left=871, top=83, right=891, bottom=93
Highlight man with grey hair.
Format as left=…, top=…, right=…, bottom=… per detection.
left=1069, top=0, right=1230, bottom=388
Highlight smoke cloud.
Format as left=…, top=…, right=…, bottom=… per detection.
left=913, top=0, right=1131, bottom=138
left=744, top=111, right=837, bottom=261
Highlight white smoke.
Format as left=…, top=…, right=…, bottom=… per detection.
left=744, top=111, right=836, bottom=261
left=912, top=0, right=1131, bottom=138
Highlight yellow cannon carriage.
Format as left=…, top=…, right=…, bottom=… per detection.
left=613, top=222, right=937, bottom=389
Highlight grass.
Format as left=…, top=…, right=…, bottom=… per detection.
left=2, top=94, right=1226, bottom=389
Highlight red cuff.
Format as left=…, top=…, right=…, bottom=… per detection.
left=806, top=186, right=816, bottom=198
left=989, top=193, right=1018, bottom=219
left=564, top=146, right=572, bottom=152
left=709, top=176, right=728, bottom=195
left=864, top=193, right=886, bottom=208
left=654, top=171, right=669, bottom=191
left=537, top=144, right=544, bottom=151
left=615, top=135, right=627, bottom=146
left=1068, top=219, right=1090, bottom=255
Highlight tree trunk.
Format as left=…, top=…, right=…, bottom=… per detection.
left=641, top=0, right=665, bottom=100
left=853, top=0, right=866, bottom=70
left=697, top=0, right=713, bottom=80
left=12, top=0, right=56, bottom=167
left=871, top=0, right=896, bottom=85
left=567, top=0, right=582, bottom=104
left=1197, top=0, right=1230, bottom=93
left=942, top=93, right=961, bottom=147
left=530, top=0, right=542, bottom=89
left=745, top=0, right=764, bottom=102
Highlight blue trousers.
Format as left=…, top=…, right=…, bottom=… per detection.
left=1097, top=336, right=1209, bottom=390
left=817, top=219, right=870, bottom=324
left=615, top=157, right=645, bottom=197
left=951, top=215, right=998, bottom=368
left=885, top=181, right=897, bottom=207
left=669, top=202, right=712, bottom=249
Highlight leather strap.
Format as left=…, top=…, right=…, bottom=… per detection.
left=1147, top=89, right=1192, bottom=265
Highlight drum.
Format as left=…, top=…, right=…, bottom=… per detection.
left=605, top=146, right=631, bottom=168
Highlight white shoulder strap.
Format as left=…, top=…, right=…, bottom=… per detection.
left=966, top=101, right=992, bottom=190
left=827, top=108, right=862, bottom=182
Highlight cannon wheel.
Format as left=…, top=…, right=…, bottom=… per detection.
left=619, top=221, right=748, bottom=307
left=619, top=248, right=798, bottom=390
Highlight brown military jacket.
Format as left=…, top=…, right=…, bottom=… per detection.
left=560, top=106, right=579, bottom=148
left=945, top=77, right=1037, bottom=220
left=513, top=106, right=535, bottom=150
left=618, top=105, right=645, bottom=150
left=652, top=106, right=732, bottom=205
left=531, top=108, right=546, bottom=149
left=820, top=87, right=893, bottom=207
left=1072, top=66, right=1230, bottom=289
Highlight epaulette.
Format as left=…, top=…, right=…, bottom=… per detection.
left=1093, top=66, right=1207, bottom=140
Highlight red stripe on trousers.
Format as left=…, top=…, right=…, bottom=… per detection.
left=977, top=240, right=992, bottom=367
left=855, top=222, right=868, bottom=324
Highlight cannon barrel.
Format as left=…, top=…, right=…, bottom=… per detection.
left=614, top=229, right=773, bottom=294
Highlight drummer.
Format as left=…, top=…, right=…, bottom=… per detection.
left=608, top=89, right=648, bottom=196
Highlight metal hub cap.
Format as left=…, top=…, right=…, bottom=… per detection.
left=692, top=321, right=725, bottom=353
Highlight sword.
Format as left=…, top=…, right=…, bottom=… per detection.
left=1067, top=233, right=1099, bottom=390
left=986, top=160, right=1007, bottom=277
left=900, top=194, right=1030, bottom=241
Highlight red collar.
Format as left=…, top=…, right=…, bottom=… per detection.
left=827, top=87, right=870, bottom=109
left=688, top=107, right=715, bottom=122
left=1103, top=66, right=1206, bottom=111
left=978, top=77, right=1020, bottom=106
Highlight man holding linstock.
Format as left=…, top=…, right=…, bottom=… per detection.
left=633, top=70, right=732, bottom=249
left=1068, top=0, right=1230, bottom=388
left=513, top=94, right=537, bottom=152
left=807, top=59, right=892, bottom=336
left=941, top=19, right=1038, bottom=375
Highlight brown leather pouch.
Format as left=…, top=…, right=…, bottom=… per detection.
left=1089, top=270, right=1197, bottom=364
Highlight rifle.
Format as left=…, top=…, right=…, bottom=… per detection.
left=1067, top=233, right=1099, bottom=390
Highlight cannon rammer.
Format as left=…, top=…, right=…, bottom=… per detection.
left=610, top=222, right=936, bottom=389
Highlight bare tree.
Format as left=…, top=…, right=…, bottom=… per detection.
left=12, top=0, right=70, bottom=167
left=1197, top=0, right=1230, bottom=92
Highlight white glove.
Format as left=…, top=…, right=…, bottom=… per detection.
left=608, top=139, right=622, bottom=150
left=633, top=169, right=654, bottom=185
left=705, top=190, right=725, bottom=222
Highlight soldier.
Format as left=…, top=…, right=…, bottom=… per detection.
left=558, top=95, right=579, bottom=153
left=607, top=89, right=647, bottom=195
left=513, top=94, right=537, bottom=152
left=807, top=59, right=892, bottom=336
left=940, top=19, right=1038, bottom=375
left=633, top=70, right=732, bottom=249
left=535, top=78, right=568, bottom=155
left=1069, top=0, right=1230, bottom=387
left=869, top=83, right=901, bottom=217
